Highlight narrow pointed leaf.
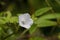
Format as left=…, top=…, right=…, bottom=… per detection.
left=40, top=13, right=60, bottom=19
left=35, top=7, right=52, bottom=16
left=35, top=20, right=57, bottom=27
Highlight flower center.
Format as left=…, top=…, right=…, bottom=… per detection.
left=21, top=21, right=25, bottom=25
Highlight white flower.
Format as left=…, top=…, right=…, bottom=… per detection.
left=19, top=13, right=33, bottom=29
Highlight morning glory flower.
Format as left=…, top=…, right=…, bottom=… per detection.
left=19, top=13, right=33, bottom=29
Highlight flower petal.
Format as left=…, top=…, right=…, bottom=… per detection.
left=19, top=13, right=33, bottom=29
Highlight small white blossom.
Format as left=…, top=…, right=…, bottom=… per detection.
left=19, top=13, right=33, bottom=29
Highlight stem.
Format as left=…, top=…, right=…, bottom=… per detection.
left=4, top=29, right=28, bottom=40
left=3, top=33, right=14, bottom=40
left=18, top=29, right=28, bottom=38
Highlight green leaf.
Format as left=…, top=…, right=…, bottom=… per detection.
left=35, top=20, right=57, bottom=27
left=35, top=7, right=52, bottom=16
left=5, top=35, right=16, bottom=40
left=9, top=17, right=18, bottom=23
left=0, top=11, right=12, bottom=23
left=40, top=13, right=60, bottom=19
left=0, top=20, right=5, bottom=24
left=29, top=24, right=37, bottom=34
left=0, top=11, right=12, bottom=17
left=0, top=18, right=7, bottom=24
left=6, top=11, right=12, bottom=18
left=29, top=37, right=45, bottom=40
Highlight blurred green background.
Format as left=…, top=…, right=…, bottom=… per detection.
left=0, top=0, right=60, bottom=40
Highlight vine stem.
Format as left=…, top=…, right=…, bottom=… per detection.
left=18, top=29, right=28, bottom=38
left=3, top=29, right=28, bottom=40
